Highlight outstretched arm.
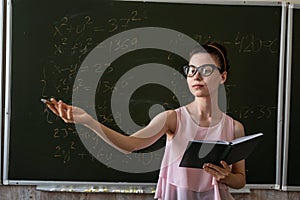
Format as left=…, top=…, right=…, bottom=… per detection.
left=46, top=98, right=176, bottom=153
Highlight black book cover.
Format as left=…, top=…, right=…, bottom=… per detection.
left=179, top=132, right=263, bottom=168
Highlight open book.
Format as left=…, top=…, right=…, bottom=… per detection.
left=179, top=132, right=263, bottom=168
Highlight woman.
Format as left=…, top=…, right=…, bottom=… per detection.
left=46, top=42, right=246, bottom=199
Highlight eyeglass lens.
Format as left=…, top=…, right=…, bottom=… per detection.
left=185, top=64, right=216, bottom=77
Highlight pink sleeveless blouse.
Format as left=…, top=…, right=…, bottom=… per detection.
left=154, top=106, right=235, bottom=200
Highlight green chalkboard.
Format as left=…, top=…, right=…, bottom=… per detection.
left=286, top=7, right=300, bottom=187
left=5, top=0, right=282, bottom=186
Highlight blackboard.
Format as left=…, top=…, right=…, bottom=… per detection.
left=4, top=0, right=282, bottom=188
left=285, top=5, right=300, bottom=189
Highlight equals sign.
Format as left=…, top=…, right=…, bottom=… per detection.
left=93, top=26, right=104, bottom=32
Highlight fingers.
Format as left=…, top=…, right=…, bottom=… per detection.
left=220, top=161, right=230, bottom=172
left=44, top=98, right=59, bottom=115
left=46, top=98, right=74, bottom=123
left=203, top=164, right=225, bottom=180
left=66, top=105, right=73, bottom=121
left=203, top=161, right=231, bottom=181
left=57, top=100, right=74, bottom=123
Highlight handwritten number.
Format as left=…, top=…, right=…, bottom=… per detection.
left=108, top=18, right=118, bottom=32
left=131, top=10, right=141, bottom=21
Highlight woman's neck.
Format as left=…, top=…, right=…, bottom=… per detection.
left=193, top=95, right=222, bottom=115
left=186, top=96, right=223, bottom=127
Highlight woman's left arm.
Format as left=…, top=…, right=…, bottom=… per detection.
left=203, top=120, right=246, bottom=189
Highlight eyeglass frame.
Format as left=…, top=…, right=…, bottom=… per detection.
left=183, top=64, right=223, bottom=77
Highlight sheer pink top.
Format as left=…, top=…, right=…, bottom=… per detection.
left=154, top=106, right=235, bottom=200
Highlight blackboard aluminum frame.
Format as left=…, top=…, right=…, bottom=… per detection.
left=2, top=0, right=12, bottom=185
left=272, top=1, right=288, bottom=191
left=0, top=0, right=4, bottom=184
left=281, top=3, right=300, bottom=192
left=120, top=0, right=282, bottom=6
left=1, top=0, right=285, bottom=192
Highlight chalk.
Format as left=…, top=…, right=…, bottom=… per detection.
left=41, top=98, right=52, bottom=105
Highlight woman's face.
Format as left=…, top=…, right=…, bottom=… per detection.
left=187, top=53, right=226, bottom=98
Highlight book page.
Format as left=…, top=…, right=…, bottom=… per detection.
left=231, top=132, right=263, bottom=145
left=193, top=139, right=229, bottom=145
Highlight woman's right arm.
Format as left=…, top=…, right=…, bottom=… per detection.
left=47, top=98, right=176, bottom=154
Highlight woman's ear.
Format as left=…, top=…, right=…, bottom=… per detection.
left=220, top=71, right=227, bottom=84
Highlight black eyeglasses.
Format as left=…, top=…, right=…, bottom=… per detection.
left=183, top=64, right=222, bottom=77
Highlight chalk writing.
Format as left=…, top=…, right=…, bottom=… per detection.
left=194, top=32, right=278, bottom=53
left=108, top=10, right=142, bottom=32
left=228, top=105, right=277, bottom=120
left=54, top=141, right=76, bottom=164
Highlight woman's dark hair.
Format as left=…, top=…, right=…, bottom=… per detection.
left=189, top=42, right=230, bottom=74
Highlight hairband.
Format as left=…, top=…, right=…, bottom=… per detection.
left=207, top=44, right=227, bottom=72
